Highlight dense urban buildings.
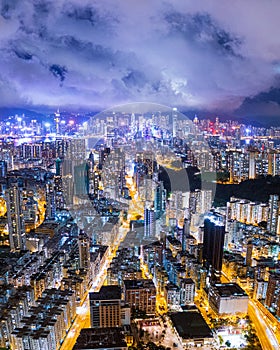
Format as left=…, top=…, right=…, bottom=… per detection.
left=0, top=108, right=280, bottom=349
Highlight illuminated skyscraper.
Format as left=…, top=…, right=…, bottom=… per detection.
left=203, top=214, right=225, bottom=280
left=144, top=205, right=155, bottom=238
left=6, top=184, right=26, bottom=251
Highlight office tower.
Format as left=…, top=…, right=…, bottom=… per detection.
left=249, top=151, right=256, bottom=179
left=144, top=205, right=155, bottom=238
left=154, top=181, right=166, bottom=219
left=203, top=214, right=225, bottom=279
left=78, top=231, right=90, bottom=270
left=73, top=163, right=88, bottom=196
left=6, top=184, right=26, bottom=251
left=90, top=286, right=122, bottom=328
left=265, top=273, right=280, bottom=317
left=267, top=194, right=279, bottom=234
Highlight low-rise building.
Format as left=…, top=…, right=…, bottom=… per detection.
left=73, top=327, right=127, bottom=350
left=170, top=311, right=214, bottom=348
left=208, top=283, right=249, bottom=315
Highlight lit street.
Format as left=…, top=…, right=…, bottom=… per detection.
left=248, top=301, right=279, bottom=350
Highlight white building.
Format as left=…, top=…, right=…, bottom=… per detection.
left=208, top=283, right=249, bottom=315
left=180, top=278, right=195, bottom=305
left=253, top=279, right=268, bottom=300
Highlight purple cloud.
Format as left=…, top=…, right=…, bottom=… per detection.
left=0, top=0, right=279, bottom=115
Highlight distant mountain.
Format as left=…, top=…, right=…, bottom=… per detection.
left=0, top=107, right=46, bottom=121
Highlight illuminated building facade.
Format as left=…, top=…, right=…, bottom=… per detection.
left=6, top=183, right=26, bottom=251
left=123, top=279, right=156, bottom=315
left=90, top=286, right=122, bottom=328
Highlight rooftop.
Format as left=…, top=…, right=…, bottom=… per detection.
left=170, top=312, right=213, bottom=339
left=212, top=283, right=248, bottom=297
left=123, top=279, right=155, bottom=290
left=90, top=285, right=121, bottom=301
left=73, top=327, right=127, bottom=349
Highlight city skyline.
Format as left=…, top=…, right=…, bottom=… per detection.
left=0, top=1, right=280, bottom=124
left=2, top=2, right=280, bottom=350
left=0, top=108, right=280, bottom=349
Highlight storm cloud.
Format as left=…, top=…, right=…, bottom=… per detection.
left=0, top=0, right=280, bottom=113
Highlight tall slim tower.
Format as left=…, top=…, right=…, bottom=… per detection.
left=248, top=151, right=256, bottom=179
left=203, top=214, right=225, bottom=280
left=144, top=205, right=155, bottom=238
left=78, top=231, right=90, bottom=270
left=172, top=107, right=178, bottom=138
left=182, top=214, right=191, bottom=252
left=54, top=109, right=60, bottom=135
left=6, top=184, right=26, bottom=251
left=154, top=182, right=166, bottom=220
left=45, top=180, right=56, bottom=221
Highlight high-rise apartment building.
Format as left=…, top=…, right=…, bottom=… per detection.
left=249, top=151, right=256, bottom=179
left=78, top=231, right=90, bottom=270
left=265, top=273, right=280, bottom=317
left=6, top=184, right=26, bottom=251
left=90, top=286, right=122, bottom=328
left=179, top=278, right=195, bottom=305
left=267, top=194, right=279, bottom=234
left=45, top=180, right=56, bottom=220
left=123, top=279, right=156, bottom=315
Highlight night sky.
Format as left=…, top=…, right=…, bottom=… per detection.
left=1, top=0, right=280, bottom=120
